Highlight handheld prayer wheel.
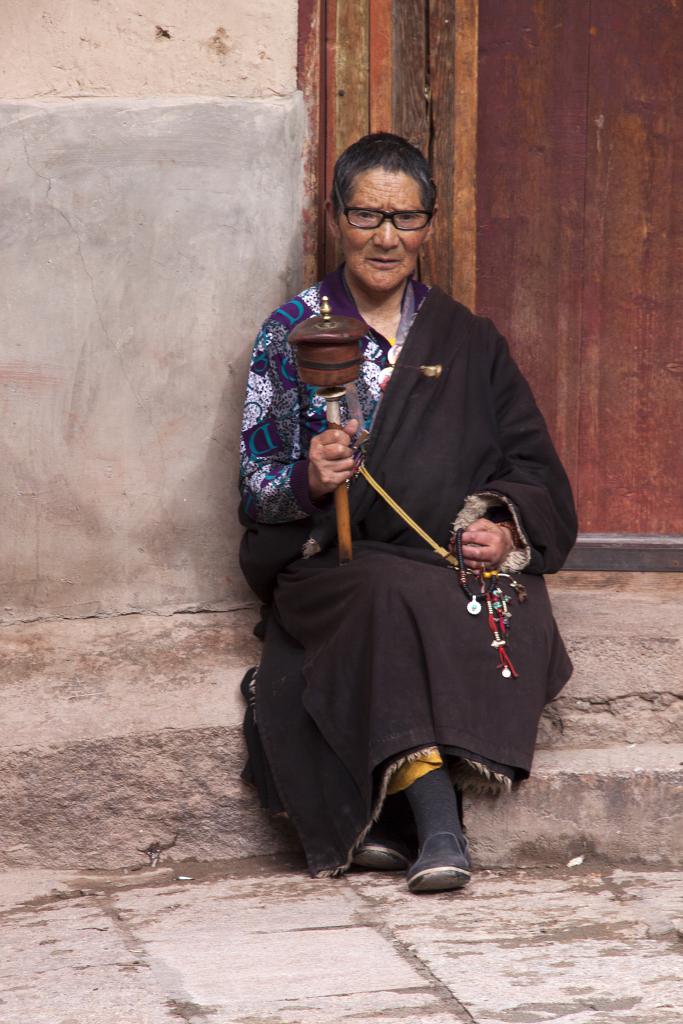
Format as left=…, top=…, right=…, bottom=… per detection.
left=289, top=296, right=366, bottom=563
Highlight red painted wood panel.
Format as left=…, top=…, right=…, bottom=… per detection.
left=579, top=1, right=683, bottom=533
left=310, top=0, right=682, bottom=543
left=476, top=0, right=591, bottom=497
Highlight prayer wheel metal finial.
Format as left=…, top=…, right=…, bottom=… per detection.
left=320, top=294, right=332, bottom=321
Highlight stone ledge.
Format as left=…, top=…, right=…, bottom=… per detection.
left=1, top=584, right=681, bottom=870
left=2, top=581, right=681, bottom=755
left=466, top=742, right=683, bottom=869
left=0, top=724, right=296, bottom=871
left=2, top=727, right=681, bottom=871
left=0, top=608, right=261, bottom=752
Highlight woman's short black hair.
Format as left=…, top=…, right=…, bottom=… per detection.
left=331, top=132, right=436, bottom=214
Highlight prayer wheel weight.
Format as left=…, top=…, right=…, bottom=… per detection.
left=289, top=296, right=367, bottom=563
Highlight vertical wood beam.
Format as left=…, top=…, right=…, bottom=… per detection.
left=369, top=0, right=393, bottom=132
left=298, top=0, right=326, bottom=283
left=392, top=0, right=429, bottom=152
left=423, top=0, right=456, bottom=291
left=453, top=0, right=478, bottom=308
left=325, top=0, right=371, bottom=272
left=323, top=0, right=339, bottom=274
left=423, top=0, right=478, bottom=306
left=334, top=0, right=370, bottom=154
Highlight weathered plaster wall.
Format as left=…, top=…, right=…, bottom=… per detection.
left=1, top=96, right=304, bottom=621
left=0, top=1, right=297, bottom=99
left=0, top=4, right=303, bottom=623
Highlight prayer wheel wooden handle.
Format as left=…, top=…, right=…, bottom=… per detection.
left=326, top=407, right=353, bottom=564
left=289, top=296, right=366, bottom=564
left=334, top=485, right=353, bottom=563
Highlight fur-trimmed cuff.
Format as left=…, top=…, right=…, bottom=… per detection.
left=451, top=492, right=531, bottom=573
left=449, top=757, right=513, bottom=796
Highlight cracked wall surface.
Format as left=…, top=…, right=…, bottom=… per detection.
left=0, top=95, right=304, bottom=622
left=0, top=1, right=297, bottom=99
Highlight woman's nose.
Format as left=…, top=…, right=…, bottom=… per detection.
left=372, top=220, right=400, bottom=247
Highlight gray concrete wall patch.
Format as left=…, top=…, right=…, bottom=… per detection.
left=0, top=96, right=305, bottom=622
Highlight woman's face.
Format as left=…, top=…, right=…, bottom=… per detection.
left=328, top=169, right=434, bottom=300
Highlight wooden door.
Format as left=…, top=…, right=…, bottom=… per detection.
left=300, top=0, right=683, bottom=568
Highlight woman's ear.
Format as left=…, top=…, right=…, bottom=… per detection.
left=325, top=198, right=341, bottom=240
left=423, top=203, right=438, bottom=243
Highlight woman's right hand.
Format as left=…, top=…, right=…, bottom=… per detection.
left=308, top=418, right=359, bottom=500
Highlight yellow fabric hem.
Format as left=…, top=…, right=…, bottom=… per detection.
left=386, top=748, right=443, bottom=795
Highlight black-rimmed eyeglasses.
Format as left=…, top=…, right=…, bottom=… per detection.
left=343, top=207, right=433, bottom=231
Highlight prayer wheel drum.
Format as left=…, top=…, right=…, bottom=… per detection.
left=289, top=296, right=366, bottom=564
left=289, top=296, right=365, bottom=387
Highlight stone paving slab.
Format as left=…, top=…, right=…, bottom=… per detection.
left=1, top=855, right=681, bottom=1024
left=349, top=868, right=683, bottom=1023
left=1, top=901, right=171, bottom=1024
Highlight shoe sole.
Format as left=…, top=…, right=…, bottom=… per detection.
left=352, top=845, right=411, bottom=872
left=407, top=865, right=471, bottom=893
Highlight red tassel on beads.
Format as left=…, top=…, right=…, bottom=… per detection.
left=498, top=646, right=518, bottom=679
left=485, top=593, right=518, bottom=679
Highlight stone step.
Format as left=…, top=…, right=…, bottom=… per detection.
left=0, top=608, right=276, bottom=871
left=465, top=742, right=683, bottom=868
left=540, top=573, right=682, bottom=747
left=1, top=575, right=680, bottom=871
left=4, top=575, right=680, bottom=751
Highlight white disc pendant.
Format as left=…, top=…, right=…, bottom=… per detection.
left=467, top=596, right=481, bottom=615
left=378, top=367, right=393, bottom=391
left=501, top=667, right=512, bottom=678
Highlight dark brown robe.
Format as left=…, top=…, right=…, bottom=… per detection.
left=240, top=287, right=577, bottom=876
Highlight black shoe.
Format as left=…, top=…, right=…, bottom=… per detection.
left=352, top=826, right=411, bottom=872
left=406, top=832, right=471, bottom=893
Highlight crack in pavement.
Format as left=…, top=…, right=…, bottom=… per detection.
left=344, top=877, right=480, bottom=1023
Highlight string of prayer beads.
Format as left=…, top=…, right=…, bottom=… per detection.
left=453, top=527, right=520, bottom=679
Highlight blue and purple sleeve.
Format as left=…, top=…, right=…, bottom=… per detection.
left=239, top=319, right=324, bottom=523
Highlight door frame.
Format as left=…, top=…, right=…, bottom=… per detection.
left=297, top=0, right=683, bottom=572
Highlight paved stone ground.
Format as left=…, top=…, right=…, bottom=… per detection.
left=2, top=854, right=681, bottom=1024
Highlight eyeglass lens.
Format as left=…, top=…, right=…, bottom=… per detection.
left=345, top=208, right=431, bottom=230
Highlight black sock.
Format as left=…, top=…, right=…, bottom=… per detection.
left=405, top=767, right=463, bottom=847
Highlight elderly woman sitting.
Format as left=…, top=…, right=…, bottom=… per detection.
left=239, top=132, right=576, bottom=893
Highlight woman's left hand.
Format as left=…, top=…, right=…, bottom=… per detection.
left=460, top=518, right=515, bottom=571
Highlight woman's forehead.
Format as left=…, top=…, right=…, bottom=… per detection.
left=347, top=169, right=423, bottom=208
